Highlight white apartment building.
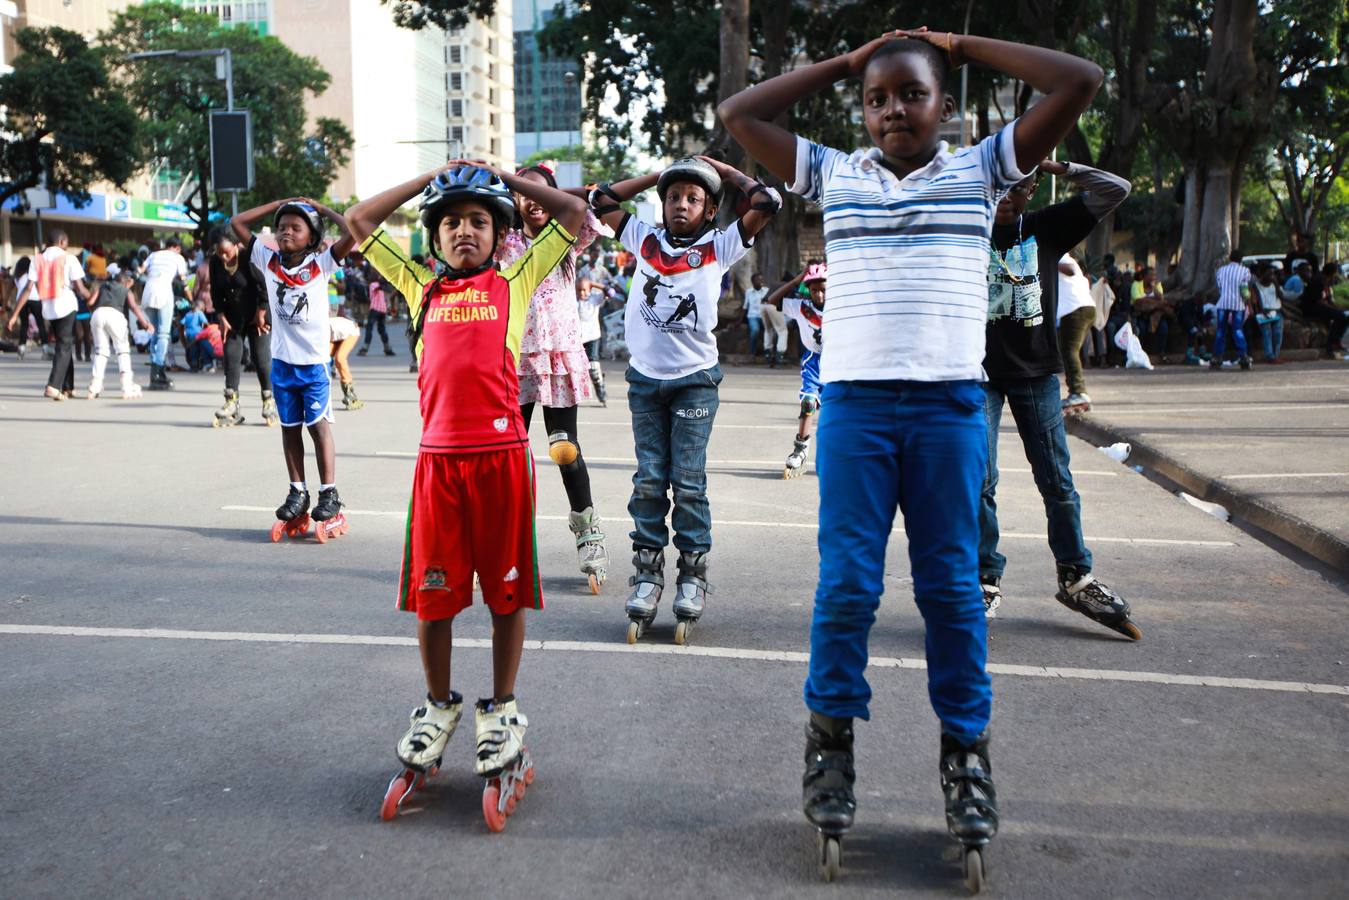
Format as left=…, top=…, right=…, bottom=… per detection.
left=181, top=2, right=515, bottom=200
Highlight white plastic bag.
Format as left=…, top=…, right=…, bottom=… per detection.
left=1097, top=442, right=1131, bottom=462
left=1113, top=321, right=1154, bottom=370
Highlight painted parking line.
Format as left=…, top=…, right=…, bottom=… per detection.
left=1093, top=403, right=1348, bottom=415
left=219, top=505, right=1233, bottom=547
left=1223, top=472, right=1349, bottom=480
left=371, top=450, right=1123, bottom=478
left=2, top=623, right=1342, bottom=696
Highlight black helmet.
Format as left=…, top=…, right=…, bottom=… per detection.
left=657, top=157, right=721, bottom=203
left=273, top=201, right=324, bottom=251
left=419, top=166, right=515, bottom=235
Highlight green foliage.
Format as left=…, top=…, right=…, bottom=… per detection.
left=380, top=0, right=497, bottom=31
left=0, top=27, right=140, bottom=211
left=101, top=1, right=351, bottom=234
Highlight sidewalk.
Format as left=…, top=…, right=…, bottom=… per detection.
left=1064, top=360, right=1349, bottom=574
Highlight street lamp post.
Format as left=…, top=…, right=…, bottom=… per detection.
left=125, top=48, right=238, bottom=213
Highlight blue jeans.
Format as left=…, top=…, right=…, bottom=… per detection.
left=805, top=380, right=991, bottom=743
left=979, top=375, right=1091, bottom=580
left=146, top=306, right=172, bottom=366
left=1213, top=309, right=1248, bottom=359
left=745, top=315, right=763, bottom=355
left=625, top=364, right=722, bottom=553
left=1259, top=312, right=1283, bottom=360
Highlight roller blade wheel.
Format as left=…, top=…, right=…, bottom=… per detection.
left=270, top=515, right=311, bottom=542
left=1112, top=620, right=1143, bottom=641
left=380, top=764, right=437, bottom=821
left=817, top=832, right=842, bottom=883
left=962, top=846, right=986, bottom=894
left=314, top=513, right=349, bottom=544
left=482, top=750, right=533, bottom=833
left=783, top=464, right=804, bottom=480
left=586, top=569, right=606, bottom=595
left=673, top=617, right=696, bottom=646
left=625, top=616, right=652, bottom=645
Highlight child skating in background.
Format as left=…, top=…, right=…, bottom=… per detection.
left=762, top=264, right=827, bottom=478
left=328, top=314, right=364, bottom=409
left=231, top=199, right=355, bottom=533
left=720, top=27, right=1103, bottom=887
left=587, top=155, right=779, bottom=644
left=345, top=162, right=586, bottom=830
left=498, top=164, right=611, bottom=593
left=87, top=268, right=152, bottom=399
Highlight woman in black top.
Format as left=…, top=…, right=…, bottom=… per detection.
left=208, top=226, right=276, bottom=426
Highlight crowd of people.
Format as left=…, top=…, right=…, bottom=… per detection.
left=3, top=25, right=1347, bottom=889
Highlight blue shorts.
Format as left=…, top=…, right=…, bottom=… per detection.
left=799, top=350, right=822, bottom=400
left=271, top=360, right=331, bottom=427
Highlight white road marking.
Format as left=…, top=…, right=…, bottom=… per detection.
left=1096, top=403, right=1347, bottom=415
left=371, top=450, right=1120, bottom=477
left=2, top=623, right=1342, bottom=696
left=218, top=506, right=1233, bottom=547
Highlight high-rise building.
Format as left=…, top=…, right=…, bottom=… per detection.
left=513, top=0, right=581, bottom=160
left=443, top=10, right=516, bottom=170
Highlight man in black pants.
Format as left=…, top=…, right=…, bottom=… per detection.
left=12, top=231, right=92, bottom=400
left=208, top=227, right=276, bottom=426
left=1302, top=263, right=1347, bottom=356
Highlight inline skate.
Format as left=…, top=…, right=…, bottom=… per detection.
left=270, top=486, right=310, bottom=541
left=624, top=548, right=664, bottom=644
left=1054, top=565, right=1141, bottom=640
left=672, top=550, right=710, bottom=645
left=783, top=435, right=811, bottom=479
left=212, top=389, right=245, bottom=428
left=567, top=506, right=608, bottom=594
left=381, top=693, right=462, bottom=821
left=941, top=729, right=999, bottom=894
left=803, top=712, right=855, bottom=883
left=475, top=697, right=535, bottom=833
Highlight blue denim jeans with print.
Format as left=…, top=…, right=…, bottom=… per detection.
left=979, top=374, right=1091, bottom=580
left=804, top=379, right=991, bottom=744
left=625, top=364, right=722, bottom=553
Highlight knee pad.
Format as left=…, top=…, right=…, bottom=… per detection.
left=799, top=395, right=820, bottom=419
left=548, top=430, right=579, bottom=466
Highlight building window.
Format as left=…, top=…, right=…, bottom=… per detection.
left=449, top=99, right=464, bottom=118
left=451, top=126, right=464, bottom=142
left=489, top=87, right=497, bottom=106
left=487, top=36, right=496, bottom=56
left=488, top=62, right=496, bottom=81
left=449, top=72, right=463, bottom=92
left=489, top=112, right=498, bottom=129
left=449, top=45, right=462, bottom=65
left=490, top=137, right=500, bottom=159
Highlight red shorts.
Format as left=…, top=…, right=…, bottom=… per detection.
left=397, top=447, right=543, bottom=621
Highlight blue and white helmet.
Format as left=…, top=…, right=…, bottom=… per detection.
left=273, top=201, right=324, bottom=250
left=419, top=166, right=515, bottom=234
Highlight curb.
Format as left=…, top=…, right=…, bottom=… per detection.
left=1064, top=414, right=1349, bottom=576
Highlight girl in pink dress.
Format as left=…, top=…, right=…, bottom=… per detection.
left=498, top=164, right=610, bottom=593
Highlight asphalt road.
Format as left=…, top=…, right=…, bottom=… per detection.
left=1, top=351, right=1346, bottom=899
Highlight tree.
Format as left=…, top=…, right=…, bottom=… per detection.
left=520, top=143, right=637, bottom=186
left=379, top=0, right=495, bottom=31
left=101, top=2, right=352, bottom=242
left=0, top=27, right=140, bottom=211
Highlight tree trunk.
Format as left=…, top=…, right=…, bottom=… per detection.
left=706, top=0, right=749, bottom=170
left=745, top=1, right=797, bottom=290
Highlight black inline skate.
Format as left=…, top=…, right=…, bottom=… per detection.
left=1054, top=565, right=1141, bottom=640
left=271, top=486, right=311, bottom=542
left=940, top=729, right=998, bottom=894
left=803, top=712, right=855, bottom=882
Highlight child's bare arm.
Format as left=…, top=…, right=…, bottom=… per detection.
left=588, top=174, right=660, bottom=234
left=230, top=199, right=290, bottom=247
left=305, top=199, right=356, bottom=260
left=765, top=272, right=805, bottom=308
left=346, top=167, right=452, bottom=244
left=717, top=33, right=899, bottom=183
left=697, top=156, right=780, bottom=238
left=488, top=164, right=588, bottom=236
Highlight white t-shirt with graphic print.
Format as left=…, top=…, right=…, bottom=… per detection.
left=783, top=295, right=824, bottom=355
left=618, top=216, right=752, bottom=380
left=249, top=238, right=339, bottom=366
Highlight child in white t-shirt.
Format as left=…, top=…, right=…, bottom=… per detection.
left=587, top=156, right=779, bottom=642
left=231, top=198, right=355, bottom=529
left=763, top=264, right=827, bottom=478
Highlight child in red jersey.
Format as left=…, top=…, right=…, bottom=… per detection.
left=346, top=162, right=586, bottom=826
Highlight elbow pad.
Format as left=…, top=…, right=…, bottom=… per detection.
left=746, top=184, right=782, bottom=214
left=588, top=183, right=624, bottom=217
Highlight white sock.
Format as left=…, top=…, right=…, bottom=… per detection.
left=291, top=481, right=307, bottom=492
left=320, top=483, right=336, bottom=492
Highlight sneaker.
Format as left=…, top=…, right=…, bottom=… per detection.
left=357, top=347, right=368, bottom=356
left=980, top=577, right=1001, bottom=619
left=384, top=348, right=396, bottom=356
left=1063, top=392, right=1091, bottom=412
left=44, top=385, right=65, bottom=401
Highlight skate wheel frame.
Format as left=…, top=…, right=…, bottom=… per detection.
left=314, top=513, right=349, bottom=544
left=482, top=749, right=533, bottom=833
left=380, top=765, right=437, bottom=821
left=269, top=515, right=311, bottom=542
left=817, top=832, right=842, bottom=882
left=963, top=846, right=985, bottom=894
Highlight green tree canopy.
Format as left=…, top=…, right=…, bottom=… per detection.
left=101, top=1, right=352, bottom=240
left=0, top=27, right=140, bottom=212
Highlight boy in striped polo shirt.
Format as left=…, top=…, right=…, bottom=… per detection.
left=722, top=27, right=1104, bottom=878
left=1212, top=250, right=1254, bottom=370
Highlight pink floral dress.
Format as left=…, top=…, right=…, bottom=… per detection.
left=497, top=210, right=606, bottom=408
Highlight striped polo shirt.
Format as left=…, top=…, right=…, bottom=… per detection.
left=1215, top=261, right=1252, bottom=312
left=789, top=121, right=1027, bottom=383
